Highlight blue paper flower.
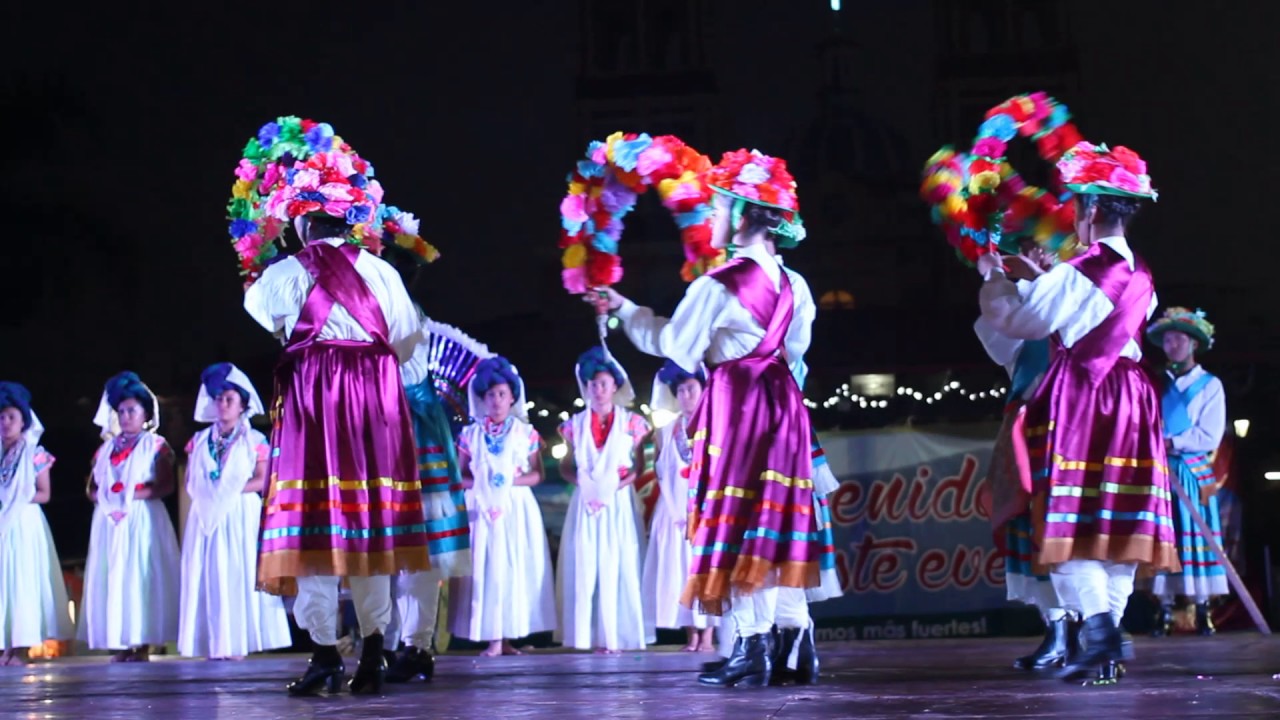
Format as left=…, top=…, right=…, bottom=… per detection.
left=577, top=159, right=605, bottom=179
left=229, top=219, right=257, bottom=238
left=305, top=123, right=334, bottom=152
left=285, top=168, right=299, bottom=185
left=346, top=205, right=372, bottom=224
left=979, top=114, right=1017, bottom=142
left=591, top=232, right=618, bottom=254
left=561, top=216, right=584, bottom=234
left=674, top=206, right=713, bottom=229
left=258, top=122, right=280, bottom=149
left=1048, top=105, right=1070, bottom=129
left=611, top=133, right=653, bottom=172
left=297, top=190, right=325, bottom=202
left=348, top=173, right=368, bottom=189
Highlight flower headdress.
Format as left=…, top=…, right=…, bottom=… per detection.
left=921, top=92, right=1082, bottom=265
left=267, top=151, right=383, bottom=225
left=1146, top=307, right=1214, bottom=350
left=1056, top=141, right=1158, bottom=200
left=703, top=149, right=806, bottom=248
left=559, top=132, right=720, bottom=293
left=227, top=116, right=439, bottom=288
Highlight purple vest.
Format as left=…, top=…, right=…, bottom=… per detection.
left=1057, top=241, right=1154, bottom=384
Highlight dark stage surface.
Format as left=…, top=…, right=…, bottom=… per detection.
left=6, top=635, right=1280, bottom=719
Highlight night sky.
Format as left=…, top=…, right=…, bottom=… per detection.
left=5, top=1, right=1280, bottom=550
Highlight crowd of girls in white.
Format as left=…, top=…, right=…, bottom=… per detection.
left=0, top=346, right=736, bottom=664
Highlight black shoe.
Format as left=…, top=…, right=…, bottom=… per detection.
left=348, top=633, right=387, bottom=695
left=385, top=646, right=435, bottom=683
left=704, top=626, right=777, bottom=674
left=1014, top=617, right=1070, bottom=671
left=1057, top=613, right=1125, bottom=682
left=697, top=633, right=772, bottom=688
left=793, top=627, right=819, bottom=685
left=769, top=627, right=800, bottom=685
left=1195, top=602, right=1216, bottom=636
left=1151, top=604, right=1174, bottom=637
left=286, top=646, right=345, bottom=696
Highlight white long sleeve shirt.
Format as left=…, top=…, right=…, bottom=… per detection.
left=1165, top=365, right=1227, bottom=455
left=974, top=280, right=1035, bottom=378
left=977, top=236, right=1158, bottom=362
left=243, top=237, right=420, bottom=362
left=615, top=243, right=815, bottom=373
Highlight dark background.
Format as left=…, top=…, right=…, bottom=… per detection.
left=5, top=0, right=1280, bottom=609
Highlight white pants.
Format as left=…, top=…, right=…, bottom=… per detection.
left=1050, top=560, right=1137, bottom=625
left=294, top=576, right=391, bottom=646
left=719, top=587, right=813, bottom=657
left=397, top=570, right=444, bottom=650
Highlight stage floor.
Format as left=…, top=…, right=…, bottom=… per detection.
left=6, top=634, right=1280, bottom=719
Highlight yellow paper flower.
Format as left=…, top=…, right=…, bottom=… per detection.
left=563, top=243, right=587, bottom=269
left=942, top=195, right=968, bottom=217
left=232, top=179, right=253, bottom=200
left=969, top=171, right=1001, bottom=194
left=418, top=239, right=441, bottom=263
left=568, top=181, right=585, bottom=196
left=925, top=147, right=955, bottom=168
left=395, top=233, right=416, bottom=249
left=604, top=131, right=625, bottom=163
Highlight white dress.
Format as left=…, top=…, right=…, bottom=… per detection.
left=178, top=425, right=292, bottom=657
left=0, top=442, right=73, bottom=649
left=555, top=407, right=650, bottom=650
left=79, top=433, right=182, bottom=650
left=642, top=418, right=715, bottom=633
left=448, top=418, right=556, bottom=642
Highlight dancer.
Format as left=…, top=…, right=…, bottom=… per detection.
left=244, top=151, right=429, bottom=695
left=642, top=361, right=717, bottom=652
left=974, top=239, right=1079, bottom=670
left=177, top=363, right=291, bottom=659
left=80, top=371, right=181, bottom=662
left=594, top=149, right=822, bottom=687
left=0, top=382, right=73, bottom=665
left=975, top=141, right=1176, bottom=683
left=1145, top=307, right=1227, bottom=636
left=450, top=356, right=556, bottom=656
left=555, top=347, right=650, bottom=653
left=385, top=311, right=474, bottom=682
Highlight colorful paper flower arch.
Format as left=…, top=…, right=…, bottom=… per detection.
left=227, top=116, right=439, bottom=289
left=558, top=132, right=723, bottom=293
left=920, top=92, right=1085, bottom=265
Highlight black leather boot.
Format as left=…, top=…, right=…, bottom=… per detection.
left=793, top=626, right=819, bottom=685
left=1014, top=617, right=1070, bottom=670
left=385, top=646, right=435, bottom=683
left=1151, top=603, right=1174, bottom=637
left=1066, top=617, right=1083, bottom=664
left=1057, top=613, right=1125, bottom=682
left=697, top=633, right=772, bottom=688
left=702, top=626, right=778, bottom=673
left=286, top=645, right=345, bottom=696
left=769, top=627, right=800, bottom=685
left=348, top=633, right=387, bottom=695
left=1195, top=602, right=1216, bottom=636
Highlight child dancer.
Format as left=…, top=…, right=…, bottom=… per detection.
left=556, top=347, right=650, bottom=653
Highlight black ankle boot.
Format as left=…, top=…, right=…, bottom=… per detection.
left=286, top=645, right=345, bottom=696
left=702, top=626, right=777, bottom=673
left=385, top=646, right=435, bottom=683
left=348, top=633, right=387, bottom=695
left=1151, top=604, right=1174, bottom=637
left=1057, top=613, right=1125, bottom=682
left=1014, top=617, right=1070, bottom=670
left=1066, top=617, right=1084, bottom=664
left=697, top=633, right=772, bottom=688
left=1195, top=602, right=1216, bottom=636
left=793, top=627, right=819, bottom=685
left=769, top=627, right=800, bottom=685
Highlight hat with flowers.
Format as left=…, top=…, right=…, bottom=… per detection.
left=1146, top=307, right=1214, bottom=350
left=1056, top=141, right=1158, bottom=200
left=703, top=149, right=806, bottom=248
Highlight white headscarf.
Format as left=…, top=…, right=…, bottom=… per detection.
left=0, top=410, right=45, bottom=535
left=186, top=366, right=265, bottom=535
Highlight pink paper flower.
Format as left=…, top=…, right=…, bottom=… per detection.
left=561, top=267, right=588, bottom=294
left=560, top=193, right=588, bottom=224
left=235, top=159, right=258, bottom=182
left=636, top=145, right=674, bottom=176
left=1107, top=166, right=1142, bottom=193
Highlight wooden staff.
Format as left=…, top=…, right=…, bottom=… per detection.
left=1165, top=470, right=1271, bottom=635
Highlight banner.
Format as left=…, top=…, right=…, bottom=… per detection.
left=812, top=426, right=1038, bottom=639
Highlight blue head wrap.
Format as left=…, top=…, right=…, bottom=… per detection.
left=657, top=360, right=706, bottom=394
left=105, top=371, right=155, bottom=417
left=472, top=356, right=522, bottom=398
left=0, top=381, right=33, bottom=430
left=576, top=346, right=624, bottom=387
left=201, top=362, right=251, bottom=408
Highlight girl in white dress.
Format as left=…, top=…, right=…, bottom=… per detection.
left=80, top=371, right=181, bottom=662
left=555, top=347, right=651, bottom=653
left=449, top=356, right=556, bottom=656
left=178, top=363, right=292, bottom=659
left=0, top=382, right=73, bottom=665
left=641, top=361, right=717, bottom=652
